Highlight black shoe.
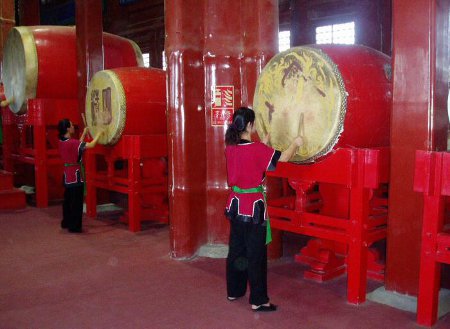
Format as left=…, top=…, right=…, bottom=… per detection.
left=68, top=228, right=83, bottom=233
left=227, top=294, right=245, bottom=301
left=252, top=303, right=277, bottom=312
left=61, top=221, right=68, bottom=229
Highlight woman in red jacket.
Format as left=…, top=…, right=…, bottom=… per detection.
left=57, top=119, right=102, bottom=233
left=224, top=107, right=303, bottom=312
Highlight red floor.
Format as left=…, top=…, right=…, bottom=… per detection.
left=0, top=206, right=449, bottom=329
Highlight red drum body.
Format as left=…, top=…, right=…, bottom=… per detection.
left=85, top=67, right=167, bottom=145
left=254, top=45, right=392, bottom=162
left=3, top=26, right=143, bottom=114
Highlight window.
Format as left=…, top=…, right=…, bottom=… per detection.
left=316, top=22, right=355, bottom=45
left=279, top=30, right=291, bottom=52
left=142, top=53, right=150, bottom=68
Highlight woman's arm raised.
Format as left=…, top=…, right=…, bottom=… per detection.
left=279, top=136, right=303, bottom=162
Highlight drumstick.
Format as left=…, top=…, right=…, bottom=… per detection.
left=299, top=113, right=305, bottom=137
left=81, top=113, right=87, bottom=127
left=298, top=113, right=307, bottom=150
left=81, top=113, right=92, bottom=138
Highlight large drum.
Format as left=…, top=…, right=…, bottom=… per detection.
left=85, top=67, right=166, bottom=145
left=2, top=26, right=144, bottom=114
left=253, top=45, right=392, bottom=162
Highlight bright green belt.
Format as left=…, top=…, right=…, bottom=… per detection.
left=231, top=185, right=272, bottom=245
left=232, top=186, right=264, bottom=194
left=64, top=163, right=80, bottom=167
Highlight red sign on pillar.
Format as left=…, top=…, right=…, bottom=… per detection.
left=211, top=85, right=234, bottom=125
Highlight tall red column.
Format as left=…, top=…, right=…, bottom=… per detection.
left=0, top=0, right=14, bottom=44
left=387, top=0, right=449, bottom=295
left=166, top=0, right=278, bottom=258
left=75, top=0, right=104, bottom=123
left=0, top=0, right=14, bottom=167
left=166, top=0, right=208, bottom=258
left=0, top=0, right=14, bottom=74
left=17, top=0, right=39, bottom=25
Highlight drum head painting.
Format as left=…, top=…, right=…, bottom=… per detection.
left=85, top=70, right=125, bottom=145
left=253, top=46, right=347, bottom=163
left=2, top=27, right=38, bottom=114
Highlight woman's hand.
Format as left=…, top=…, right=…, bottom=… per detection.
left=292, top=136, right=304, bottom=147
left=80, top=126, right=89, bottom=142
left=85, top=129, right=104, bottom=149
left=279, top=135, right=304, bottom=162
left=262, top=133, right=271, bottom=145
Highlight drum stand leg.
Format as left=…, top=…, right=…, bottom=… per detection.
left=128, top=158, right=141, bottom=232
left=34, top=124, right=48, bottom=208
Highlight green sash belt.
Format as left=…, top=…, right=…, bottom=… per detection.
left=64, top=163, right=80, bottom=167
left=232, top=185, right=272, bottom=245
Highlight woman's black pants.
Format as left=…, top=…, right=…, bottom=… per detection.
left=226, top=219, right=269, bottom=306
left=62, top=185, right=84, bottom=232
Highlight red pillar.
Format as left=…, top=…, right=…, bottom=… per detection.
left=387, top=0, right=449, bottom=295
left=17, top=0, right=39, bottom=25
left=0, top=0, right=15, bottom=61
left=166, top=0, right=208, bottom=258
left=203, top=1, right=243, bottom=245
left=0, top=0, right=15, bottom=155
left=75, top=0, right=103, bottom=124
left=166, top=0, right=278, bottom=258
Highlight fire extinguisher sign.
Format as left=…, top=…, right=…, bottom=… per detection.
left=211, top=85, right=234, bottom=126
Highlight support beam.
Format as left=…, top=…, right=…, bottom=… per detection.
left=75, top=0, right=103, bottom=125
left=17, top=0, right=39, bottom=25
left=0, top=0, right=15, bottom=64
left=165, top=0, right=278, bottom=258
left=387, top=0, right=449, bottom=295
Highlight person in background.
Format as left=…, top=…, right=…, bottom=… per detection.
left=224, top=107, right=303, bottom=312
left=57, top=119, right=102, bottom=233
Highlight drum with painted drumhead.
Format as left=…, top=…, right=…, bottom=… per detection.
left=2, top=26, right=143, bottom=115
left=85, top=67, right=166, bottom=145
left=253, top=45, right=392, bottom=162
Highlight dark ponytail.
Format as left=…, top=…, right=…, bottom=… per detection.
left=58, top=119, right=71, bottom=140
left=225, top=107, right=255, bottom=145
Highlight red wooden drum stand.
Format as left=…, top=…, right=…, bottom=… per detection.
left=267, top=147, right=389, bottom=304
left=85, top=135, right=168, bottom=232
left=254, top=45, right=392, bottom=304
left=1, top=99, right=79, bottom=207
left=83, top=67, right=167, bottom=232
left=414, top=151, right=450, bottom=327
left=0, top=169, right=26, bottom=210
left=0, top=27, right=144, bottom=208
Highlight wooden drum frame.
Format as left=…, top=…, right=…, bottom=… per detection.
left=85, top=67, right=167, bottom=145
left=253, top=45, right=392, bottom=163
